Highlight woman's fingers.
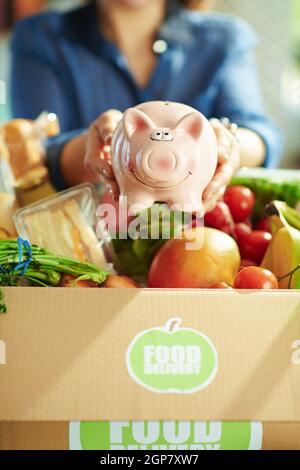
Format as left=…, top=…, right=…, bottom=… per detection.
left=84, top=123, right=102, bottom=174
left=210, top=119, right=233, bottom=158
left=202, top=118, right=241, bottom=213
left=203, top=185, right=226, bottom=213
left=106, top=180, right=120, bottom=200
left=98, top=159, right=119, bottom=199
left=211, top=118, right=240, bottom=170
left=203, top=163, right=231, bottom=204
left=85, top=109, right=123, bottom=171
left=97, top=109, right=123, bottom=145
left=84, top=109, right=124, bottom=197
left=100, top=159, right=115, bottom=180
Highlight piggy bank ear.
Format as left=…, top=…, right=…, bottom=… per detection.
left=124, top=108, right=156, bottom=139
left=173, top=112, right=203, bottom=140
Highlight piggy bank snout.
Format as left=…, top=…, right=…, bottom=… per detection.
left=140, top=150, right=181, bottom=182
left=148, top=153, right=176, bottom=171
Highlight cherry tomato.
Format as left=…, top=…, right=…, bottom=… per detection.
left=240, top=259, right=257, bottom=269
left=234, top=223, right=252, bottom=241
left=204, top=201, right=234, bottom=233
left=243, top=218, right=253, bottom=229
left=238, top=230, right=272, bottom=264
left=255, top=218, right=272, bottom=233
left=234, top=267, right=278, bottom=289
left=223, top=186, right=255, bottom=223
left=209, top=282, right=233, bottom=289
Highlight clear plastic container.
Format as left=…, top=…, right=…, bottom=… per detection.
left=14, top=183, right=110, bottom=268
left=0, top=158, right=18, bottom=238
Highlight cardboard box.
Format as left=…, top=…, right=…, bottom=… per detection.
left=0, top=287, right=300, bottom=450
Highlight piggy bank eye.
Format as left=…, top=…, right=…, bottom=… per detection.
left=151, top=131, right=163, bottom=141
left=163, top=131, right=174, bottom=141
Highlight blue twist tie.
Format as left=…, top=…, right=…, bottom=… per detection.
left=0, top=237, right=33, bottom=276
left=15, top=238, right=33, bottom=275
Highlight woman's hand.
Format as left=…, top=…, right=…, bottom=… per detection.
left=84, top=112, right=240, bottom=211
left=203, top=119, right=240, bottom=213
left=84, top=109, right=123, bottom=199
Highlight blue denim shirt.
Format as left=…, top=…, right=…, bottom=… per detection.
left=11, top=2, right=283, bottom=190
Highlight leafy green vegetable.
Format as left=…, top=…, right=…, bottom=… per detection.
left=0, top=239, right=108, bottom=288
left=112, top=204, right=188, bottom=281
left=0, top=288, right=7, bottom=313
left=230, top=177, right=300, bottom=221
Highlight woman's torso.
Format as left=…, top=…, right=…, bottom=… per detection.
left=11, top=2, right=253, bottom=131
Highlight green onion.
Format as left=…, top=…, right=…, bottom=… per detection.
left=0, top=288, right=7, bottom=313
left=0, top=239, right=108, bottom=288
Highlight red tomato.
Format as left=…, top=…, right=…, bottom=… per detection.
left=243, top=218, right=253, bottom=229
left=240, top=259, right=257, bottom=269
left=204, top=201, right=234, bottom=233
left=234, top=267, right=278, bottom=289
left=255, top=218, right=272, bottom=233
left=238, top=230, right=272, bottom=264
left=234, top=223, right=252, bottom=241
left=223, top=186, right=255, bottom=223
left=209, top=282, right=233, bottom=289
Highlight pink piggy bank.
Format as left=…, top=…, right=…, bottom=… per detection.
left=111, top=101, right=218, bottom=214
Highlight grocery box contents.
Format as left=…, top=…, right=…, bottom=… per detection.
left=0, top=238, right=108, bottom=288
left=14, top=184, right=107, bottom=268
left=3, top=118, right=45, bottom=179
left=0, top=128, right=9, bottom=162
left=2, top=112, right=60, bottom=179
left=0, top=113, right=59, bottom=209
left=0, top=160, right=18, bottom=239
left=0, top=194, right=18, bottom=239
left=110, top=170, right=300, bottom=290
left=14, top=167, right=55, bottom=207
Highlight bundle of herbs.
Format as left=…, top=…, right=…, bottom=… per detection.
left=0, top=238, right=108, bottom=288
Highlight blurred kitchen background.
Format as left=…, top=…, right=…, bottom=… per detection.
left=0, top=0, right=299, bottom=168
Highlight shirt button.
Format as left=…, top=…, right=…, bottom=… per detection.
left=153, top=39, right=168, bottom=54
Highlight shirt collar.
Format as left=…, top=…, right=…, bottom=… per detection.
left=158, top=8, right=195, bottom=47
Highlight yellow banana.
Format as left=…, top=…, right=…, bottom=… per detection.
left=261, top=202, right=300, bottom=289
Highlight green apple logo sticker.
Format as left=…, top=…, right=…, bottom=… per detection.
left=126, top=318, right=218, bottom=394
